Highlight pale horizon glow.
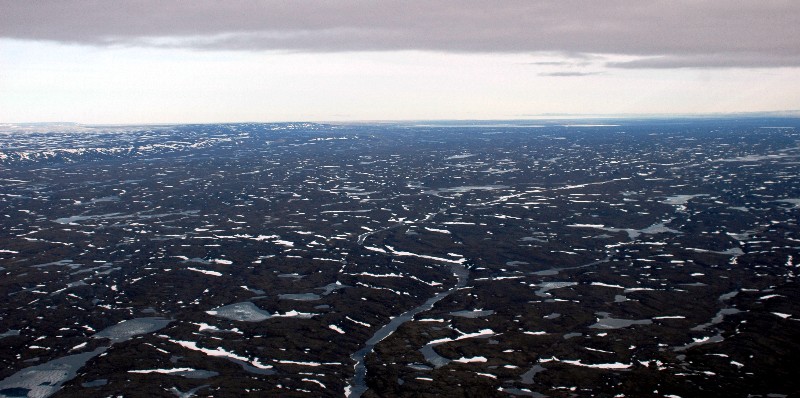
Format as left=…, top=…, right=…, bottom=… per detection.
left=1, top=2, right=798, bottom=124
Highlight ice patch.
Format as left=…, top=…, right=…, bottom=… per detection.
left=329, top=325, right=346, bottom=334
left=187, top=267, right=222, bottom=277
left=169, top=339, right=274, bottom=374
left=540, top=357, right=631, bottom=369
left=591, top=282, right=625, bottom=289
left=128, top=368, right=219, bottom=379
left=453, top=356, right=487, bottom=363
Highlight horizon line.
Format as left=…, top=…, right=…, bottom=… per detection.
left=2, top=110, right=800, bottom=127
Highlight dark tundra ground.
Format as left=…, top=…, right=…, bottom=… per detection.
left=0, top=118, right=799, bottom=398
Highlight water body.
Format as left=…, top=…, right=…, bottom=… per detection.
left=499, top=387, right=548, bottom=397
left=777, top=198, right=800, bottom=208
left=691, top=291, right=741, bottom=331
left=53, top=212, right=125, bottom=224
left=674, top=333, right=725, bottom=352
left=687, top=247, right=744, bottom=256
left=169, top=384, right=210, bottom=398
left=0, top=347, right=107, bottom=398
left=532, top=257, right=610, bottom=277
left=130, top=369, right=218, bottom=379
left=357, top=221, right=407, bottom=245
left=691, top=308, right=741, bottom=331
left=278, top=293, right=321, bottom=301
left=206, top=302, right=271, bottom=322
left=422, top=185, right=509, bottom=198
left=347, top=263, right=469, bottom=398
left=450, top=309, right=494, bottom=318
left=520, top=364, right=546, bottom=384
left=420, top=344, right=452, bottom=368
left=317, top=282, right=347, bottom=295
left=93, top=317, right=172, bottom=343
left=31, top=260, right=80, bottom=270
left=87, top=196, right=120, bottom=204
left=0, top=317, right=171, bottom=398
left=534, top=282, right=578, bottom=297
left=663, top=194, right=708, bottom=205
left=589, top=312, right=653, bottom=329
left=80, top=379, right=107, bottom=388
left=568, top=222, right=681, bottom=240
left=54, top=210, right=198, bottom=225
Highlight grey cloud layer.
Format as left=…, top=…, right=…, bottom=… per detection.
left=2, top=1, right=798, bottom=68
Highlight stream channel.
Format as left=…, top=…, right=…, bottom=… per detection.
left=346, top=262, right=469, bottom=397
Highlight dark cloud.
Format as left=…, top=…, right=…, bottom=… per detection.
left=609, top=53, right=800, bottom=69
left=539, top=71, right=602, bottom=77
left=525, top=58, right=595, bottom=67
left=529, top=61, right=574, bottom=66
left=1, top=1, right=798, bottom=68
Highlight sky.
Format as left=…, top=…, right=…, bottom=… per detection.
left=1, top=1, right=799, bottom=123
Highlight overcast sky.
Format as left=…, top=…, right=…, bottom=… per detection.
left=1, top=1, right=798, bottom=123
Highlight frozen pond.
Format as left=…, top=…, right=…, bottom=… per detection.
left=589, top=312, right=653, bottom=329
left=93, top=317, right=172, bottom=343
left=0, top=317, right=171, bottom=398
left=423, top=185, right=509, bottom=197
left=534, top=281, right=578, bottom=297
left=663, top=194, right=708, bottom=205
left=0, top=347, right=106, bottom=398
left=569, top=221, right=680, bottom=240
left=278, top=293, right=321, bottom=301
left=449, top=309, right=495, bottom=318
left=206, top=302, right=271, bottom=322
left=520, top=364, right=546, bottom=384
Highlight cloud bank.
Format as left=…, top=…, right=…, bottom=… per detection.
left=1, top=1, right=798, bottom=68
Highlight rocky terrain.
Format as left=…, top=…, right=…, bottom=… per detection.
left=0, top=118, right=799, bottom=397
